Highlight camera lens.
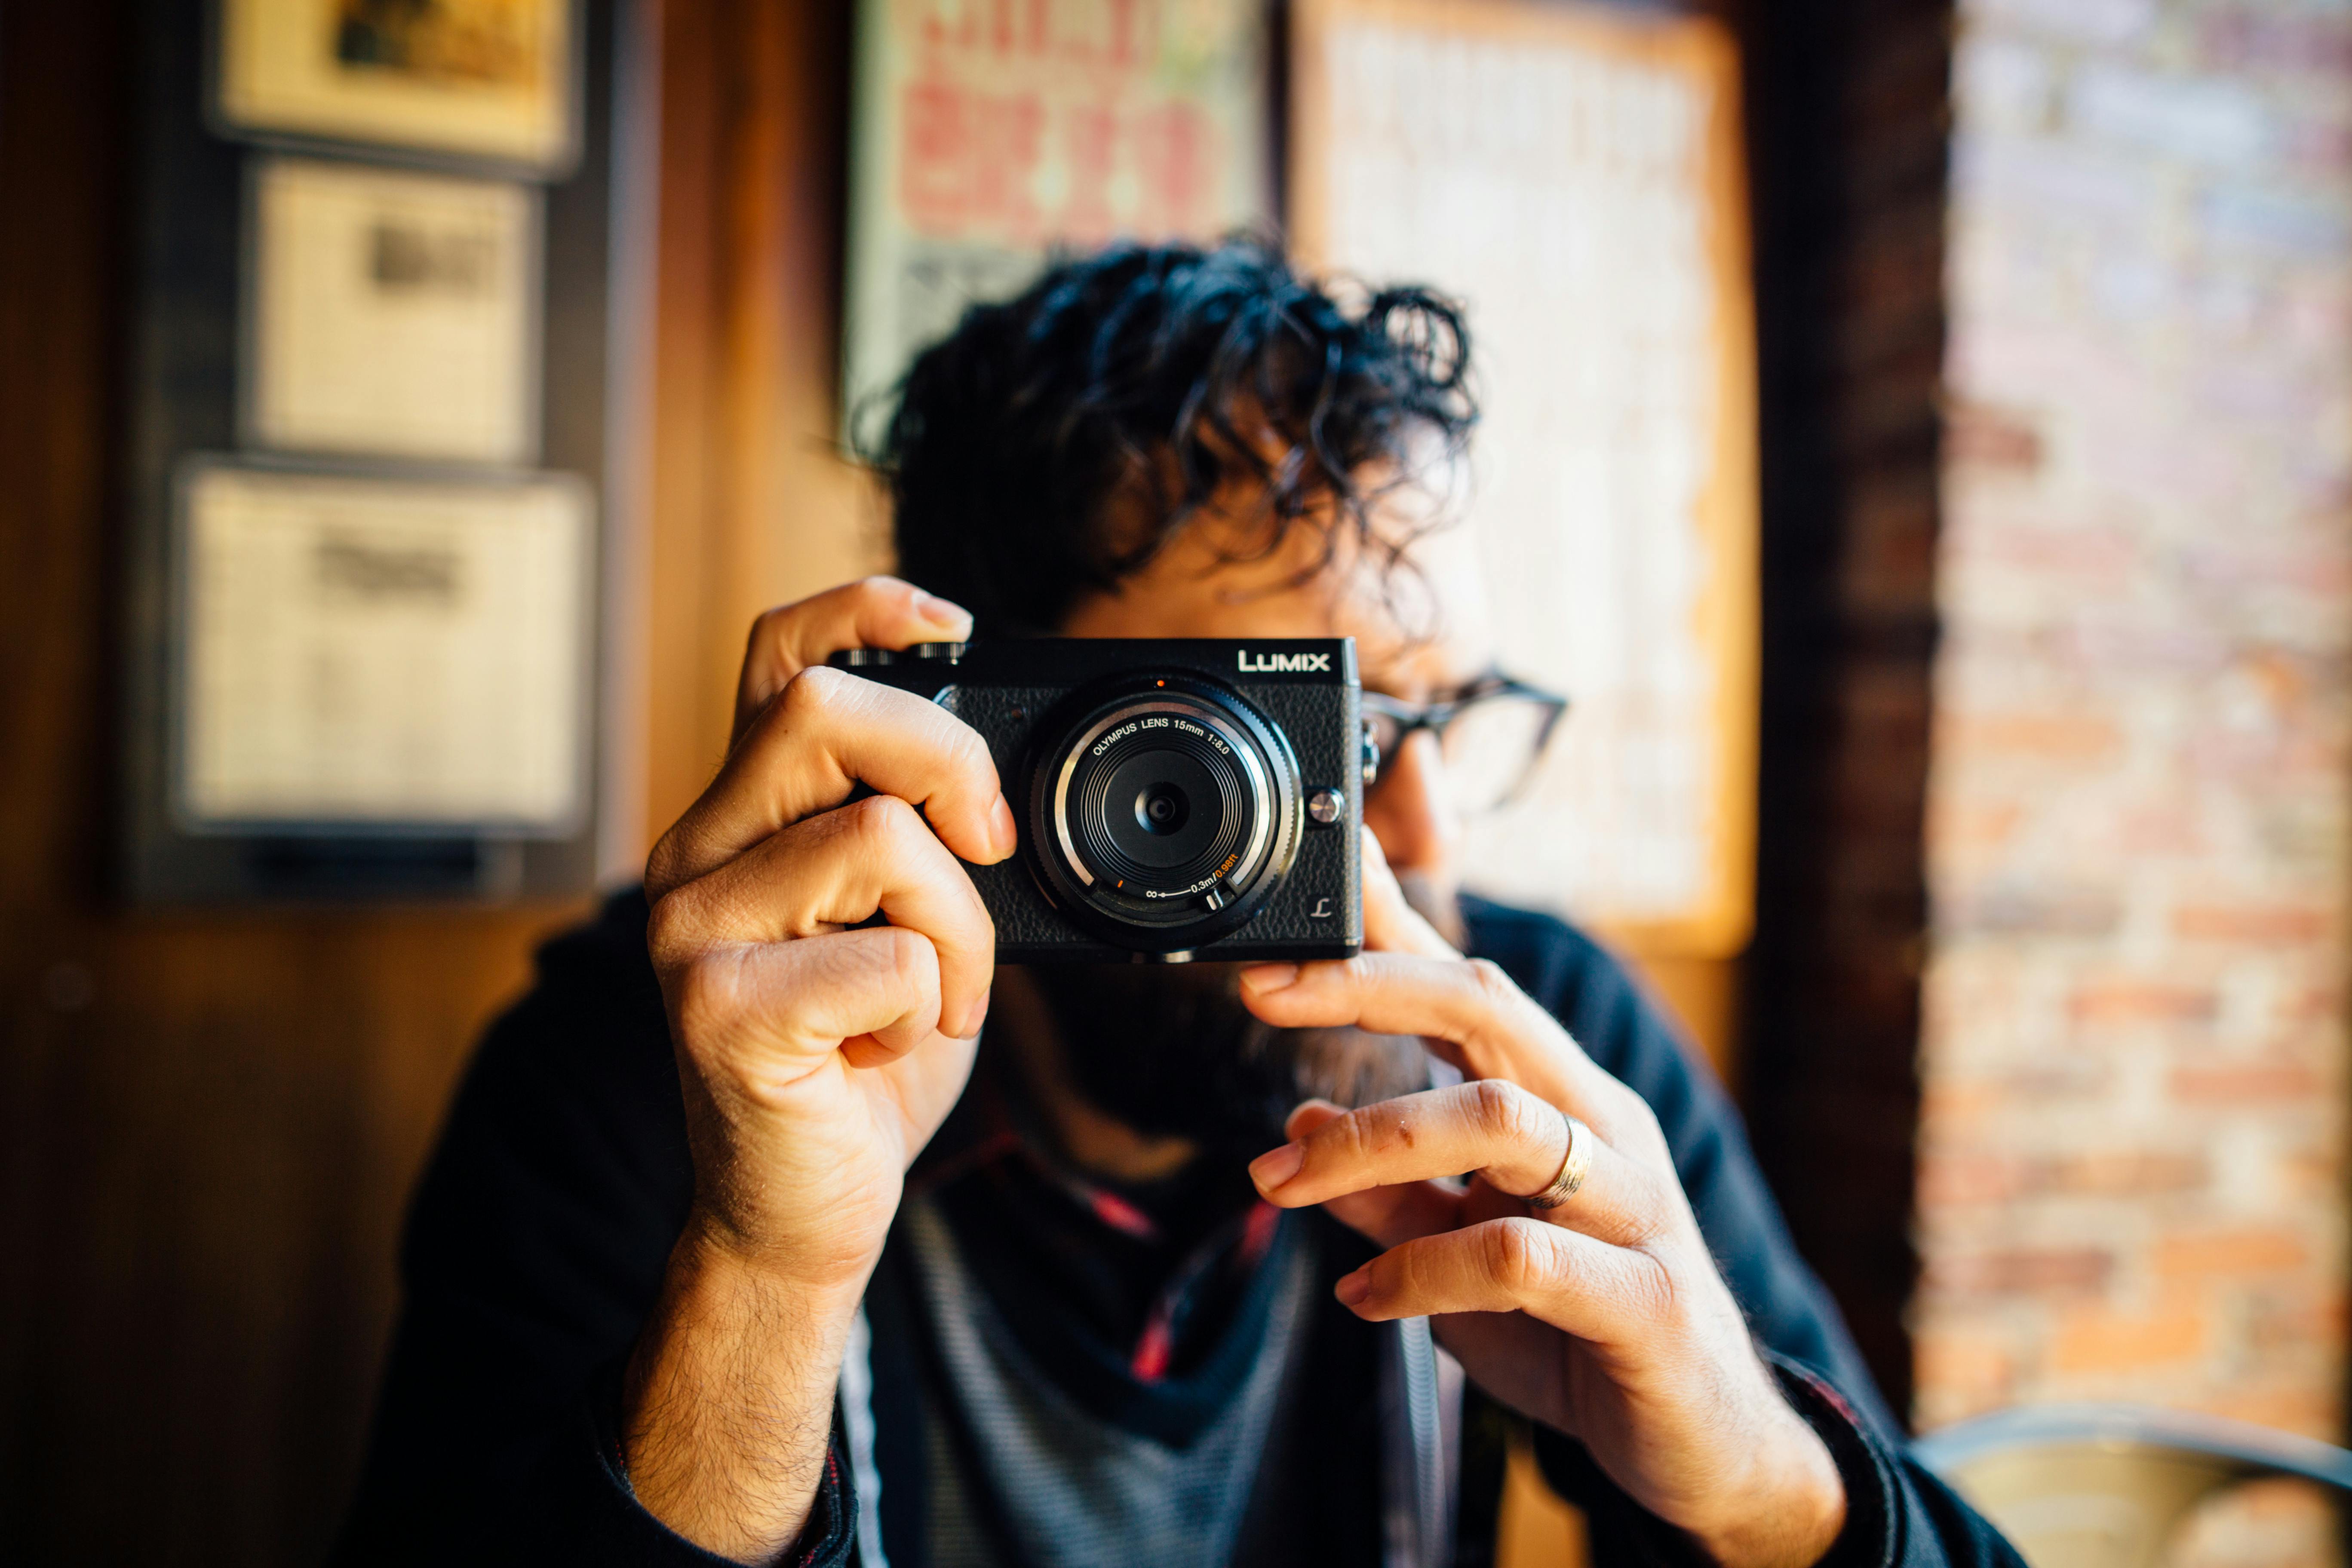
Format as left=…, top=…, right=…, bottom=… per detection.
left=1096, top=749, right=1221, bottom=873
left=1070, top=721, right=1251, bottom=896
left=1029, top=677, right=1304, bottom=948
left=1135, top=782, right=1189, bottom=836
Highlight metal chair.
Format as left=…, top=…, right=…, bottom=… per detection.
left=1913, top=1404, right=2352, bottom=1568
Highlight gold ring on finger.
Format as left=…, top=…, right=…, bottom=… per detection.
left=1527, top=1113, right=1593, bottom=1209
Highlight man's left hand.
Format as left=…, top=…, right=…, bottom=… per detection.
left=1240, top=842, right=1847, bottom=1568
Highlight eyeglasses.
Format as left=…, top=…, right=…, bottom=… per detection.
left=1362, top=672, right=1569, bottom=815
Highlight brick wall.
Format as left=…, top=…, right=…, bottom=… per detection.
left=1917, top=0, right=2352, bottom=1527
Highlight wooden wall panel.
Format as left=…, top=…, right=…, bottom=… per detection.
left=639, top=0, right=884, bottom=853
left=0, top=4, right=592, bottom=1562
left=0, top=3, right=883, bottom=1560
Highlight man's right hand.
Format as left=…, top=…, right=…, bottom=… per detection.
left=622, top=577, right=1013, bottom=1563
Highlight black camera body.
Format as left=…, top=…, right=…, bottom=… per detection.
left=830, top=638, right=1368, bottom=963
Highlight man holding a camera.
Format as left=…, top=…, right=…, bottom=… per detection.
left=335, top=243, right=2017, bottom=1568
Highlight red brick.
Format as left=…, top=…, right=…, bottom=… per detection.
left=1939, top=712, right=2123, bottom=762
left=2278, top=984, right=2346, bottom=1022
left=1925, top=1247, right=2113, bottom=1298
left=1996, top=1059, right=2112, bottom=1100
left=2070, top=981, right=2218, bottom=1026
left=1918, top=1081, right=2007, bottom=1126
left=1912, top=1333, right=2015, bottom=1413
left=2171, top=903, right=2335, bottom=945
left=1928, top=798, right=2023, bottom=854
left=1941, top=889, right=2123, bottom=937
left=2039, top=1151, right=2209, bottom=1198
left=2116, top=806, right=2207, bottom=855
left=1919, top=0, right=2352, bottom=1481
left=2202, top=1389, right=2340, bottom=1442
left=2152, top=1229, right=2309, bottom=1278
left=1916, top=1152, right=2028, bottom=1208
left=1970, top=523, right=2139, bottom=579
left=2051, top=1306, right=2208, bottom=1374
left=2168, top=1060, right=2324, bottom=1104
left=2245, top=1289, right=2348, bottom=1350
left=1917, top=1148, right=2211, bottom=1205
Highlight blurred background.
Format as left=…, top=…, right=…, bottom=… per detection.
left=1, top=0, right=2346, bottom=1563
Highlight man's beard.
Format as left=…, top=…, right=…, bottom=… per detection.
left=1019, top=872, right=1468, bottom=1155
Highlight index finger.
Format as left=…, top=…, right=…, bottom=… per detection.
left=1250, top=1080, right=1671, bottom=1249
left=650, top=666, right=1014, bottom=897
left=733, top=576, right=975, bottom=744
left=1238, top=953, right=1661, bottom=1158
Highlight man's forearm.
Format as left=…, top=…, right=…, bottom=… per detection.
left=621, top=1220, right=866, bottom=1564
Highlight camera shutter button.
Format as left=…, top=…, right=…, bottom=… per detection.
left=1307, top=786, right=1346, bottom=826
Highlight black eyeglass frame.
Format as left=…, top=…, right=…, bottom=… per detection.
left=1361, top=672, right=1570, bottom=810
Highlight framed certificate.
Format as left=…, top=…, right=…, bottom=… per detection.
left=216, top=0, right=577, bottom=172
left=247, top=157, right=540, bottom=463
left=175, top=462, right=592, bottom=832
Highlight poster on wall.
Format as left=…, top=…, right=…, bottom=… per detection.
left=247, top=157, right=540, bottom=463
left=1291, top=0, right=1757, bottom=955
left=841, top=0, right=1268, bottom=438
left=216, top=0, right=577, bottom=172
left=175, top=463, right=591, bottom=831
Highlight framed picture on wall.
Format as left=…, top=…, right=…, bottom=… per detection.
left=174, top=461, right=593, bottom=832
left=840, top=0, right=1269, bottom=439
left=216, top=0, right=578, bottom=173
left=1291, top=0, right=1758, bottom=957
left=246, top=156, right=540, bottom=464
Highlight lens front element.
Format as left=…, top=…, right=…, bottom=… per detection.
left=1135, top=782, right=1189, bottom=836
left=1031, top=679, right=1303, bottom=951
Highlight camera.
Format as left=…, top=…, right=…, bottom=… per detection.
left=830, top=639, right=1372, bottom=963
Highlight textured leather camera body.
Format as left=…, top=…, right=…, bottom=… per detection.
left=829, top=638, right=1366, bottom=963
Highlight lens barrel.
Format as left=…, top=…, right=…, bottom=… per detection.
left=1026, top=676, right=1303, bottom=952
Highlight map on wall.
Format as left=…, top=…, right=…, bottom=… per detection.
left=841, top=0, right=1267, bottom=441
left=1291, top=0, right=1757, bottom=954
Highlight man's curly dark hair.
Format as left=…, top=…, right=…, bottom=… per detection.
left=867, top=239, right=1477, bottom=635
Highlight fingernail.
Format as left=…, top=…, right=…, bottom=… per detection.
left=1284, top=1099, right=1341, bottom=1139
left=989, top=794, right=1018, bottom=859
left=957, top=987, right=992, bottom=1040
left=1335, top=1271, right=1371, bottom=1307
left=1240, top=963, right=1300, bottom=996
left=1249, top=1142, right=1305, bottom=1192
left=915, top=590, right=974, bottom=632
